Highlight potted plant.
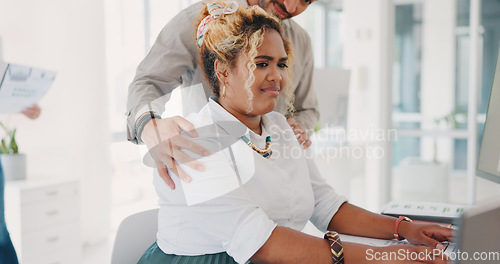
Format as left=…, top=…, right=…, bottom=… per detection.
left=0, top=121, right=26, bottom=181
left=432, top=108, right=467, bottom=163
left=394, top=109, right=466, bottom=203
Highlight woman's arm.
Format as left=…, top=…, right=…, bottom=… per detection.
left=328, top=203, right=397, bottom=240
left=251, top=226, right=448, bottom=264
left=251, top=226, right=332, bottom=264
left=328, top=203, right=454, bottom=249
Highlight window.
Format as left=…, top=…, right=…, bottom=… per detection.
left=391, top=0, right=500, bottom=203
left=295, top=0, right=344, bottom=68
left=454, top=0, right=500, bottom=171
left=105, top=0, right=195, bottom=229
left=392, top=2, right=423, bottom=166
left=391, top=0, right=500, bottom=170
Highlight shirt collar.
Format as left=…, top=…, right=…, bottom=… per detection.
left=207, top=96, right=249, bottom=138
left=207, top=96, right=279, bottom=138
left=206, top=97, right=279, bottom=139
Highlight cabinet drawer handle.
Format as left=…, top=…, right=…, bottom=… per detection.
left=47, top=236, right=60, bottom=243
left=46, top=210, right=59, bottom=216
left=46, top=190, right=59, bottom=196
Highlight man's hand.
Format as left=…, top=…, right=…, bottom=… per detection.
left=287, top=118, right=311, bottom=149
left=21, top=104, right=41, bottom=119
left=141, top=116, right=209, bottom=190
left=399, top=221, right=455, bottom=250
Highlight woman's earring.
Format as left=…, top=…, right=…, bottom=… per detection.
left=222, top=84, right=226, bottom=98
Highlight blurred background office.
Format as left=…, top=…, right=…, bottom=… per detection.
left=1, top=0, right=500, bottom=263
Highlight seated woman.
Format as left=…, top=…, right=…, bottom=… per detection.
left=139, top=1, right=452, bottom=263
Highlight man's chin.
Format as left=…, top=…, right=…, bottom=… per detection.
left=264, top=1, right=290, bottom=20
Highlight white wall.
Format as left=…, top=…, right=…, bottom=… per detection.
left=421, top=0, right=457, bottom=162
left=343, top=0, right=394, bottom=211
left=0, top=0, right=111, bottom=243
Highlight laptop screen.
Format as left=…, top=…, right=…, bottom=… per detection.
left=477, top=46, right=500, bottom=184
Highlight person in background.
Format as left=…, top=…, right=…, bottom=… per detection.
left=20, top=104, right=41, bottom=120
left=127, top=0, right=319, bottom=189
left=0, top=104, right=41, bottom=264
left=138, top=4, right=452, bottom=264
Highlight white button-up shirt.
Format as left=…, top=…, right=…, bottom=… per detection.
left=154, top=97, right=346, bottom=264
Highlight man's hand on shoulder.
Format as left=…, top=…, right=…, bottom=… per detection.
left=287, top=117, right=312, bottom=149
left=141, top=116, right=209, bottom=189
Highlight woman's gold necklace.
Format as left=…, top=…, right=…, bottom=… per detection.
left=241, top=135, right=272, bottom=159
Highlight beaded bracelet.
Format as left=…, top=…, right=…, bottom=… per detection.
left=324, top=232, right=344, bottom=264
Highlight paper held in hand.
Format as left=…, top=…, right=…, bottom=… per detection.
left=0, top=63, right=56, bottom=113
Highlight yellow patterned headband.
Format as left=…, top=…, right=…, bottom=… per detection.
left=196, top=1, right=265, bottom=47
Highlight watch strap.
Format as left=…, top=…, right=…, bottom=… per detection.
left=136, top=111, right=161, bottom=144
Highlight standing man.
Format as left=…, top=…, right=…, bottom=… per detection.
left=127, top=0, right=319, bottom=189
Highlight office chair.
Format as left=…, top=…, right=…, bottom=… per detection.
left=111, top=208, right=159, bottom=264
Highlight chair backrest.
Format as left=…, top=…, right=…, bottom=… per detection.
left=111, top=208, right=159, bottom=264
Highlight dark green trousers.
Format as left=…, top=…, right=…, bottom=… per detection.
left=138, top=242, right=239, bottom=264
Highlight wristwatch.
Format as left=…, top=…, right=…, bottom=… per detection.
left=135, top=111, right=162, bottom=144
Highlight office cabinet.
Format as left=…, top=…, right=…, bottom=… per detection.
left=5, top=178, right=82, bottom=264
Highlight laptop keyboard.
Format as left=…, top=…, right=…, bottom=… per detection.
left=443, top=241, right=458, bottom=256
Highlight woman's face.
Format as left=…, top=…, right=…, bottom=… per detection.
left=221, top=29, right=288, bottom=117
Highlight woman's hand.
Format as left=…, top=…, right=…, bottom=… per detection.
left=399, top=221, right=455, bottom=250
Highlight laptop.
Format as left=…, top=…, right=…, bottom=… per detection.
left=445, top=198, right=500, bottom=263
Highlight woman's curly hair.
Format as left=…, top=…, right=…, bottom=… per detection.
left=197, top=2, right=295, bottom=114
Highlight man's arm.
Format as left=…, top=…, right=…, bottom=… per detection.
left=287, top=20, right=320, bottom=133
left=291, top=34, right=319, bottom=134
left=126, top=3, right=209, bottom=189
left=280, top=20, right=319, bottom=149
left=126, top=3, right=202, bottom=144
